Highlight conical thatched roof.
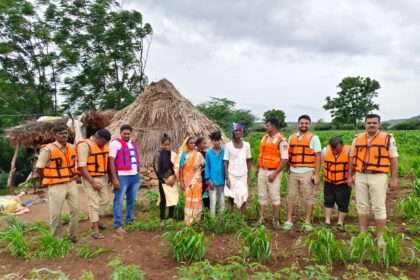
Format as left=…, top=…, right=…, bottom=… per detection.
left=107, top=78, right=227, bottom=167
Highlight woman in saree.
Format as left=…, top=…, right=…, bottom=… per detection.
left=178, top=137, right=205, bottom=226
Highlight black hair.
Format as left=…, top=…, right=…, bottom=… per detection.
left=187, top=136, right=196, bottom=144
left=265, top=118, right=280, bottom=129
left=52, top=123, right=68, bottom=134
left=298, top=115, right=311, bottom=122
left=161, top=133, right=171, bottom=144
left=365, top=113, right=381, bottom=122
left=209, top=131, right=222, bottom=140
left=196, top=136, right=206, bottom=147
left=120, top=124, right=133, bottom=132
left=95, top=129, right=111, bottom=141
left=329, top=136, right=343, bottom=149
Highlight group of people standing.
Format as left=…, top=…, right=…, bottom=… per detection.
left=254, top=113, right=398, bottom=248
left=36, top=124, right=142, bottom=239
left=36, top=112, right=398, bottom=248
left=154, top=123, right=252, bottom=226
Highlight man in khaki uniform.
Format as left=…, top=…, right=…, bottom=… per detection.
left=254, top=118, right=289, bottom=230
left=348, top=114, right=398, bottom=248
left=36, top=123, right=79, bottom=242
left=77, top=129, right=111, bottom=239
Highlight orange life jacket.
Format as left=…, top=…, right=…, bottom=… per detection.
left=324, top=144, right=351, bottom=185
left=288, top=133, right=316, bottom=168
left=76, top=138, right=109, bottom=177
left=258, top=133, right=286, bottom=169
left=42, top=143, right=77, bottom=186
left=353, top=132, right=391, bottom=173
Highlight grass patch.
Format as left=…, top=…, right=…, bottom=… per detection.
left=34, top=228, right=72, bottom=259
left=108, top=258, right=145, bottom=280
left=201, top=209, right=245, bottom=235
left=77, top=242, right=109, bottom=259
left=307, top=227, right=346, bottom=263
left=349, top=232, right=380, bottom=264
left=396, top=196, right=420, bottom=223
left=161, top=227, right=207, bottom=263
left=235, top=225, right=271, bottom=261
left=125, top=215, right=161, bottom=232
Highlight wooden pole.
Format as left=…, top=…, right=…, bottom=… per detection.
left=6, top=144, right=19, bottom=194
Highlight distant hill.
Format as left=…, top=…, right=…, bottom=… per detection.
left=284, top=115, right=420, bottom=127
left=386, top=115, right=420, bottom=126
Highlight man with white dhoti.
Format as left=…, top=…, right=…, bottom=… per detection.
left=224, top=123, right=252, bottom=214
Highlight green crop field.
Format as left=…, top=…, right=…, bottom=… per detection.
left=0, top=130, right=419, bottom=279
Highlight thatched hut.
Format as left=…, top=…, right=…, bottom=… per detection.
left=107, top=78, right=227, bottom=169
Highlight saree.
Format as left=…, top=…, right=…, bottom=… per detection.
left=180, top=149, right=204, bottom=226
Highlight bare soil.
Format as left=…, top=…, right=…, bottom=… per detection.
left=0, top=184, right=418, bottom=279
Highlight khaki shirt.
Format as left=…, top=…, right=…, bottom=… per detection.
left=35, top=141, right=67, bottom=168
left=77, top=137, right=94, bottom=167
left=350, top=131, right=398, bottom=158
left=265, top=133, right=289, bottom=160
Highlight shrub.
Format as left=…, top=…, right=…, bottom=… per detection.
left=0, top=225, right=31, bottom=258
left=201, top=210, right=245, bottom=235
left=161, top=227, right=207, bottom=263
left=125, top=216, right=161, bottom=232
left=349, top=232, right=380, bottom=264
left=34, top=229, right=72, bottom=259
left=396, top=196, right=420, bottom=223
left=235, top=225, right=271, bottom=261
left=307, top=227, right=346, bottom=263
left=77, top=242, right=108, bottom=259
left=108, top=258, right=145, bottom=280
left=178, top=256, right=249, bottom=280
left=381, top=227, right=410, bottom=268
left=0, top=216, right=32, bottom=258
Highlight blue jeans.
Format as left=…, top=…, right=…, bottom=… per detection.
left=113, top=173, right=141, bottom=228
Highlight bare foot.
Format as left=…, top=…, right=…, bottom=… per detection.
left=115, top=227, right=127, bottom=235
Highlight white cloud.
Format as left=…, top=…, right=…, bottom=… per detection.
left=124, top=0, right=420, bottom=121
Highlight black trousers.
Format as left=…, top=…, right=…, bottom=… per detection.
left=159, top=182, right=174, bottom=220
left=324, top=182, right=351, bottom=213
left=202, top=186, right=210, bottom=210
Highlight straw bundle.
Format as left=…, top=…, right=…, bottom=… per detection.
left=6, top=119, right=67, bottom=147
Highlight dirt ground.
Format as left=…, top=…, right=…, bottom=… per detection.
left=0, top=184, right=418, bottom=279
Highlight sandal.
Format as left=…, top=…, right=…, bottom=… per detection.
left=92, top=231, right=105, bottom=239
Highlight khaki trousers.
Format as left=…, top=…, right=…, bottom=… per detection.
left=81, top=176, right=110, bottom=223
left=355, top=172, right=388, bottom=219
left=48, top=180, right=79, bottom=239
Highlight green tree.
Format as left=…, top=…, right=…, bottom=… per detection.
left=0, top=0, right=59, bottom=120
left=197, top=97, right=256, bottom=133
left=263, top=109, right=287, bottom=129
left=323, top=76, right=380, bottom=130
left=51, top=0, right=153, bottom=113
left=0, top=0, right=153, bottom=119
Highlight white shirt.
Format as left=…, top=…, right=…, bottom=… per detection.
left=224, top=141, right=252, bottom=177
left=109, top=139, right=138, bottom=176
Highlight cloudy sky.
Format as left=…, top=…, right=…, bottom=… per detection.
left=124, top=0, right=420, bottom=122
